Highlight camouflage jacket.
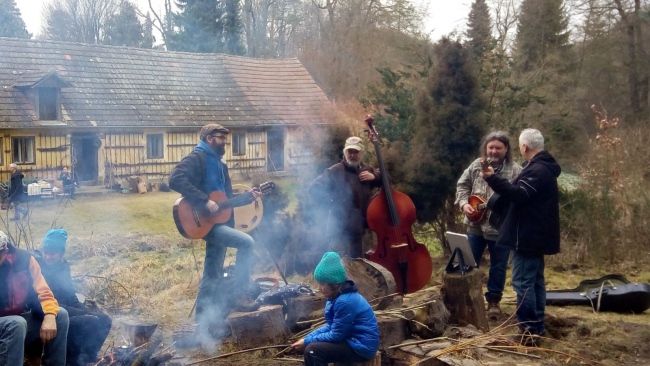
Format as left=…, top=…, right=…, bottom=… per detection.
left=455, top=158, right=522, bottom=239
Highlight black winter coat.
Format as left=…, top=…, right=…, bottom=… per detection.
left=169, top=150, right=236, bottom=228
left=33, top=251, right=85, bottom=309
left=485, top=151, right=561, bottom=255
left=8, top=170, right=26, bottom=203
left=308, top=160, right=381, bottom=237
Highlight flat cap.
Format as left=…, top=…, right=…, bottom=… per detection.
left=200, top=124, right=230, bottom=139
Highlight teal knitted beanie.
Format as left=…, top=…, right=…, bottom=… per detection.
left=314, top=252, right=346, bottom=284
left=42, top=229, right=68, bottom=254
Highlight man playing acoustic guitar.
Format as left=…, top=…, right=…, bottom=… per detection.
left=455, top=131, right=521, bottom=319
left=170, top=124, right=261, bottom=343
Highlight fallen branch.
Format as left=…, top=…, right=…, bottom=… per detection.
left=186, top=344, right=291, bottom=365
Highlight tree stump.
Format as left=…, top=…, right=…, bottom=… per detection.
left=377, top=315, right=408, bottom=351
left=402, top=286, right=450, bottom=338
left=342, top=257, right=396, bottom=310
left=285, top=294, right=327, bottom=331
left=228, top=305, right=288, bottom=349
left=333, top=352, right=381, bottom=366
left=440, top=269, right=488, bottom=332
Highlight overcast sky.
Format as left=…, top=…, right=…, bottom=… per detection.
left=14, top=0, right=471, bottom=42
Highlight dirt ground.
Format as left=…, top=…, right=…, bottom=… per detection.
left=7, top=191, right=650, bottom=366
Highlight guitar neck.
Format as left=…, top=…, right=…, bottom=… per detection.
left=220, top=192, right=253, bottom=208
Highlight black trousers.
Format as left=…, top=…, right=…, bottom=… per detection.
left=304, top=342, right=369, bottom=366
left=65, top=306, right=112, bottom=366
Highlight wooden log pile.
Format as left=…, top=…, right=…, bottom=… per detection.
left=179, top=259, right=499, bottom=365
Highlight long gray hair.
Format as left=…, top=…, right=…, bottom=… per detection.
left=479, top=131, right=512, bottom=163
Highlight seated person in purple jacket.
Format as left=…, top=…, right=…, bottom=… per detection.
left=34, top=229, right=112, bottom=366
left=290, top=252, right=379, bottom=366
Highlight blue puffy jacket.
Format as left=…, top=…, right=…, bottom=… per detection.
left=304, top=280, right=379, bottom=359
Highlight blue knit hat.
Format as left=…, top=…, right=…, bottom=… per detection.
left=314, top=252, right=346, bottom=284
left=42, top=229, right=68, bottom=254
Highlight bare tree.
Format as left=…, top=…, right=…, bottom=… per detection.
left=41, top=0, right=120, bottom=44
left=491, top=0, right=520, bottom=51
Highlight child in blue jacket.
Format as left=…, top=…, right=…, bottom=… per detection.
left=291, top=252, right=379, bottom=366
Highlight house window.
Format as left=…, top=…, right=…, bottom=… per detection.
left=147, top=134, right=164, bottom=159
left=12, top=137, right=35, bottom=164
left=39, top=87, right=59, bottom=120
left=232, top=133, right=246, bottom=156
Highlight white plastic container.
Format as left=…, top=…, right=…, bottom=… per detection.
left=28, top=183, right=41, bottom=196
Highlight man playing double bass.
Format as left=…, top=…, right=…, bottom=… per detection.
left=309, top=136, right=382, bottom=258
left=169, top=124, right=261, bottom=344
left=456, top=131, right=521, bottom=319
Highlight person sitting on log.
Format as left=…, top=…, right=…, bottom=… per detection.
left=0, top=230, right=69, bottom=366
left=290, top=252, right=379, bottom=366
left=34, top=229, right=112, bottom=366
left=57, top=167, right=76, bottom=199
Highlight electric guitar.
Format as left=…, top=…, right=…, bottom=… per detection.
left=173, top=182, right=275, bottom=239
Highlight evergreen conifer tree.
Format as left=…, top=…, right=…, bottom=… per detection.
left=515, top=0, right=570, bottom=72
left=141, top=13, right=155, bottom=48
left=170, top=0, right=226, bottom=53
left=405, top=39, right=486, bottom=233
left=105, top=0, right=145, bottom=47
left=466, top=0, right=493, bottom=61
left=0, top=0, right=30, bottom=39
left=223, top=0, right=244, bottom=55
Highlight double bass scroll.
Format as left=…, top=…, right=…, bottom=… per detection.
left=364, top=115, right=433, bottom=294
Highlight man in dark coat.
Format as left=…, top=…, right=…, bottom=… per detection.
left=309, top=137, right=381, bottom=258
left=8, top=163, right=27, bottom=221
left=481, top=128, right=561, bottom=346
left=34, top=229, right=112, bottom=366
left=169, top=124, right=260, bottom=344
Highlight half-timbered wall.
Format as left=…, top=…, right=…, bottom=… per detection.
left=0, top=126, right=317, bottom=182
left=0, top=129, right=72, bottom=181
left=226, top=130, right=266, bottom=173
left=286, top=126, right=317, bottom=173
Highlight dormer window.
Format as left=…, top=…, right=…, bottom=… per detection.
left=39, top=87, right=60, bottom=120
left=13, top=69, right=73, bottom=124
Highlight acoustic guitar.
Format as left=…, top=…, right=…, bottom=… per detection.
left=173, top=182, right=275, bottom=239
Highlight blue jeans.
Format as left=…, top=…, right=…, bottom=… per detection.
left=195, top=224, right=254, bottom=328
left=0, top=308, right=69, bottom=366
left=511, top=252, right=546, bottom=335
left=467, top=233, right=510, bottom=303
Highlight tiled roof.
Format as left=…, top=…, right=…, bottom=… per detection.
left=0, top=37, right=335, bottom=129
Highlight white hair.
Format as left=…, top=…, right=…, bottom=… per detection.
left=519, top=129, right=544, bottom=150
left=9, top=163, right=17, bottom=169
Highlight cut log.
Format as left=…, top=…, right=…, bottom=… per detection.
left=402, top=286, right=450, bottom=338
left=440, top=270, right=488, bottom=332
left=333, top=352, right=381, bottom=366
left=342, top=257, right=396, bottom=310
left=228, top=305, right=289, bottom=349
left=285, top=294, right=327, bottom=331
left=377, top=315, right=408, bottom=351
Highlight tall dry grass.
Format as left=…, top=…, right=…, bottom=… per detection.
left=558, top=106, right=650, bottom=266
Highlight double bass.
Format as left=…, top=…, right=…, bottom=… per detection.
left=364, top=115, right=433, bottom=294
